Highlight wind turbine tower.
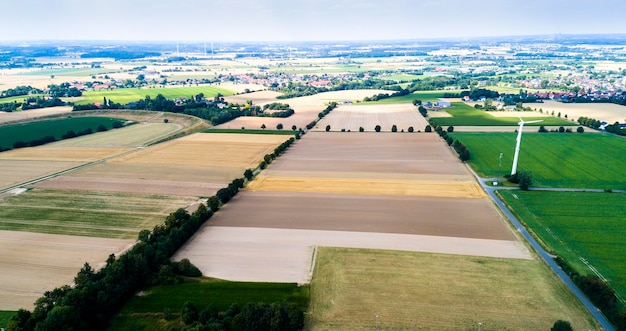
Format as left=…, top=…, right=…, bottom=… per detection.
left=511, top=117, right=542, bottom=175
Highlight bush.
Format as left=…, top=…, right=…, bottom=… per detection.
left=276, top=123, right=283, bottom=130
left=244, top=169, right=254, bottom=181
left=518, top=171, right=533, bottom=190
left=446, top=126, right=454, bottom=132
left=551, top=320, right=573, bottom=331
left=408, top=126, right=414, bottom=132
left=577, top=126, right=584, bottom=133
left=374, top=125, right=381, bottom=132
left=325, top=125, right=331, bottom=132
left=425, top=125, right=432, bottom=132
left=391, top=124, right=397, bottom=132
left=359, top=127, right=364, bottom=132
left=181, top=301, right=199, bottom=325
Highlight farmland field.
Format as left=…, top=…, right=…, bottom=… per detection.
left=0, top=189, right=196, bottom=238
left=65, top=132, right=290, bottom=188
left=49, top=122, right=181, bottom=147
left=313, top=103, right=428, bottom=132
left=365, top=90, right=460, bottom=104
left=108, top=281, right=308, bottom=331
left=450, top=132, right=626, bottom=189
left=0, top=106, right=73, bottom=124
left=0, top=116, right=124, bottom=150
left=307, top=247, right=599, bottom=331
left=0, top=230, right=132, bottom=310
left=430, top=102, right=572, bottom=126
left=498, top=190, right=626, bottom=302
left=525, top=100, right=626, bottom=124
left=76, top=85, right=235, bottom=105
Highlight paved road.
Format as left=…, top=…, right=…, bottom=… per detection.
left=468, top=167, right=616, bottom=331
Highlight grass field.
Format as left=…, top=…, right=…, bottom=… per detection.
left=498, top=190, right=626, bottom=303
left=366, top=90, right=461, bottom=104
left=0, top=189, right=196, bottom=239
left=0, top=311, right=15, bottom=329
left=77, top=86, right=235, bottom=105
left=0, top=116, right=123, bottom=150
left=306, top=247, right=598, bottom=330
left=108, top=280, right=309, bottom=331
left=450, top=132, right=626, bottom=189
left=430, top=102, right=572, bottom=126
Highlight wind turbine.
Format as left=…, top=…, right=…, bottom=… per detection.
left=511, top=117, right=542, bottom=175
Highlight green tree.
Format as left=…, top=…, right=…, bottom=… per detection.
left=261, top=124, right=266, bottom=130
left=374, top=125, right=381, bottom=132
left=181, top=301, right=199, bottom=325
left=291, top=125, right=297, bottom=131
left=551, top=320, right=573, bottom=331
left=518, top=171, right=533, bottom=190
left=408, top=126, right=414, bottom=132
left=447, top=126, right=454, bottom=132
left=276, top=123, right=283, bottom=130
left=425, top=125, right=432, bottom=132
left=325, top=125, right=331, bottom=132
left=359, top=127, right=364, bottom=132
left=577, top=126, right=584, bottom=133
left=391, top=124, right=397, bottom=132
left=244, top=169, right=254, bottom=180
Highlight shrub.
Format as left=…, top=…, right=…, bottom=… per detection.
left=359, top=127, right=364, bottom=132
left=276, top=123, right=283, bottom=130
left=551, top=320, right=573, bottom=331
left=425, top=125, right=432, bottom=132
left=577, top=126, right=584, bottom=133
left=181, top=301, right=199, bottom=325
left=446, top=125, right=454, bottom=132
left=391, top=124, right=397, bottom=132
left=518, top=171, right=533, bottom=190
left=408, top=126, right=414, bottom=132
left=325, top=125, right=331, bottom=132
left=374, top=125, right=381, bottom=132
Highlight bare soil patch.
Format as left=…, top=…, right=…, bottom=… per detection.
left=206, top=191, right=512, bottom=239
left=314, top=103, right=428, bottom=132
left=0, top=230, right=132, bottom=310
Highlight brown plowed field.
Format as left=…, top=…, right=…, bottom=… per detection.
left=0, top=146, right=133, bottom=162
left=0, top=160, right=82, bottom=190
left=210, top=191, right=512, bottom=240
left=0, top=230, right=132, bottom=310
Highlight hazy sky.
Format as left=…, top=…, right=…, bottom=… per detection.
left=1, top=0, right=626, bottom=42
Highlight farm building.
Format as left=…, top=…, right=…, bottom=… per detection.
left=437, top=100, right=451, bottom=108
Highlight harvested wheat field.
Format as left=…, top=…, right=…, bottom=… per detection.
left=49, top=123, right=182, bottom=148
left=215, top=89, right=391, bottom=131
left=314, top=103, right=428, bottom=132
left=65, top=132, right=289, bottom=188
left=0, top=106, right=73, bottom=124
left=0, top=146, right=133, bottom=162
left=0, top=230, right=132, bottom=310
left=0, top=159, right=82, bottom=190
left=223, top=90, right=282, bottom=105
left=525, top=100, right=626, bottom=124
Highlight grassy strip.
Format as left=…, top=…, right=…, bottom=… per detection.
left=498, top=190, right=626, bottom=303
left=0, top=189, right=196, bottom=239
left=0, top=311, right=16, bottom=329
left=430, top=102, right=572, bottom=126
left=307, top=247, right=598, bottom=330
left=0, top=116, right=122, bottom=150
left=204, top=128, right=297, bottom=135
left=107, top=279, right=308, bottom=330
left=77, top=86, right=235, bottom=105
left=450, top=132, right=626, bottom=190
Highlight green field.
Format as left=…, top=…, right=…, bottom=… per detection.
left=0, top=189, right=196, bottom=239
left=108, top=280, right=309, bottom=331
left=76, top=86, right=235, bottom=105
left=498, top=190, right=626, bottom=302
left=450, top=132, right=626, bottom=189
left=0, top=116, right=123, bottom=150
left=430, top=102, right=572, bottom=126
left=0, top=311, right=16, bottom=329
left=366, top=90, right=460, bottom=104
left=307, top=247, right=598, bottom=330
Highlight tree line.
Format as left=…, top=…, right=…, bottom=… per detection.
left=306, top=102, right=337, bottom=130
left=7, top=136, right=300, bottom=331
left=430, top=121, right=470, bottom=161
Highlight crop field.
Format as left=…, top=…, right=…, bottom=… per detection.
left=175, top=131, right=530, bottom=284
left=0, top=116, right=123, bottom=150
left=216, top=89, right=394, bottom=131
left=0, top=106, right=73, bottom=124
left=0, top=189, right=196, bottom=238
left=108, top=281, right=308, bottom=331
left=450, top=132, right=626, bottom=189
left=0, top=160, right=82, bottom=190
left=365, top=90, right=460, bottom=104
left=307, top=247, right=598, bottom=331
left=49, top=123, right=181, bottom=147
left=525, top=100, right=626, bottom=124
left=313, top=103, right=428, bottom=132
left=430, top=102, right=572, bottom=126
left=0, top=230, right=133, bottom=310
left=66, top=132, right=289, bottom=187
left=498, top=190, right=626, bottom=302
left=76, top=85, right=235, bottom=105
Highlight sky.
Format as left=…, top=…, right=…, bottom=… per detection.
left=1, top=0, right=626, bottom=42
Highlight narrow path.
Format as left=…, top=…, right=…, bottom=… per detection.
left=466, top=165, right=616, bottom=331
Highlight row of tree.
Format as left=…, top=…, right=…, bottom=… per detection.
left=306, top=102, right=337, bottom=130
left=7, top=133, right=300, bottom=331
left=0, top=85, right=42, bottom=98
left=431, top=123, right=471, bottom=161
